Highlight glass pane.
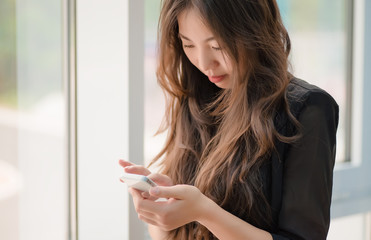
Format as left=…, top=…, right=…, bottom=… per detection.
left=144, top=1, right=350, bottom=164
left=144, top=1, right=163, bottom=239
left=277, top=0, right=349, bottom=162
left=144, top=0, right=165, bottom=166
left=0, top=0, right=68, bottom=239
left=328, top=212, right=370, bottom=240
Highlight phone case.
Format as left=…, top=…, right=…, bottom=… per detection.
left=120, top=173, right=157, bottom=192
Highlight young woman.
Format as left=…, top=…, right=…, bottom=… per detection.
left=119, top=0, right=339, bottom=239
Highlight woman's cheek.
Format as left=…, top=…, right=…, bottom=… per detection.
left=185, top=52, right=197, bottom=68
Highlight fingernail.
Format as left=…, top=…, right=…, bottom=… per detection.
left=142, top=192, right=150, bottom=198
left=150, top=187, right=159, bottom=195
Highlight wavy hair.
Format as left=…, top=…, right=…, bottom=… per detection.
left=151, top=0, right=299, bottom=239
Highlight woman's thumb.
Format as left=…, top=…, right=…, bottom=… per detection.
left=149, top=185, right=184, bottom=199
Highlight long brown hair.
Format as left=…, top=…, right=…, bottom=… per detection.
left=152, top=0, right=298, bottom=239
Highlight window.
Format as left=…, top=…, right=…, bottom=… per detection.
left=0, top=0, right=68, bottom=239
left=278, top=0, right=371, bottom=237
left=3, top=0, right=368, bottom=239
left=278, top=0, right=351, bottom=163
left=144, top=0, right=164, bottom=166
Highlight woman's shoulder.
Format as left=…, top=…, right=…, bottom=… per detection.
left=286, top=77, right=339, bottom=117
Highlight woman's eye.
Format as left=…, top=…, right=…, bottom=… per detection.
left=183, top=44, right=194, bottom=49
left=212, top=46, right=222, bottom=51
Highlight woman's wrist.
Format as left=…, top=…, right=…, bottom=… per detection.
left=195, top=194, right=219, bottom=225
left=195, top=196, right=273, bottom=240
left=148, top=224, right=169, bottom=240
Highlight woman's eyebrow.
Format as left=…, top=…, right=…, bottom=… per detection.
left=179, top=33, right=215, bottom=42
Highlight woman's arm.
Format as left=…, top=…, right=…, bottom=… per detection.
left=120, top=160, right=271, bottom=239
left=197, top=193, right=273, bottom=240
left=121, top=86, right=339, bottom=240
left=271, top=90, right=339, bottom=240
left=130, top=185, right=272, bottom=240
left=148, top=224, right=168, bottom=240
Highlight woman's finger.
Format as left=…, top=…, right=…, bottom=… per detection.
left=129, top=189, right=163, bottom=216
left=147, top=173, right=173, bottom=186
left=118, top=159, right=134, bottom=168
left=137, top=214, right=161, bottom=227
left=129, top=188, right=169, bottom=213
left=149, top=185, right=193, bottom=199
left=124, top=165, right=151, bottom=175
left=128, top=187, right=143, bottom=198
left=137, top=207, right=158, bottom=220
left=119, top=159, right=151, bottom=175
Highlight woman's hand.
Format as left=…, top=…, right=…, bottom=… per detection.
left=119, top=159, right=175, bottom=239
left=119, top=159, right=173, bottom=199
left=118, top=159, right=173, bottom=186
left=118, top=159, right=151, bottom=175
left=129, top=184, right=212, bottom=231
left=119, top=160, right=272, bottom=240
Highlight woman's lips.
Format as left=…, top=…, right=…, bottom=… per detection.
left=208, top=75, right=226, bottom=83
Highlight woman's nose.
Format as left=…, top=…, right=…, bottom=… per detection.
left=197, top=51, right=217, bottom=72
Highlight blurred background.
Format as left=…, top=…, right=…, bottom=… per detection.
left=0, top=0, right=370, bottom=239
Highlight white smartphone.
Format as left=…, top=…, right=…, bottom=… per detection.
left=120, top=173, right=157, bottom=192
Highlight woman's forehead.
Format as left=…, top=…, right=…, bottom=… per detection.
left=177, top=8, right=216, bottom=42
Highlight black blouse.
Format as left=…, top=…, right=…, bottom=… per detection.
left=266, top=78, right=339, bottom=240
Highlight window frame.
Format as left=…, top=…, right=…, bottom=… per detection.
left=331, top=0, right=371, bottom=218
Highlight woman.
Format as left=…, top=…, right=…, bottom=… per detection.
left=119, top=0, right=339, bottom=239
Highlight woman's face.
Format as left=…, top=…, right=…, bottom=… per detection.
left=178, top=8, right=233, bottom=89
